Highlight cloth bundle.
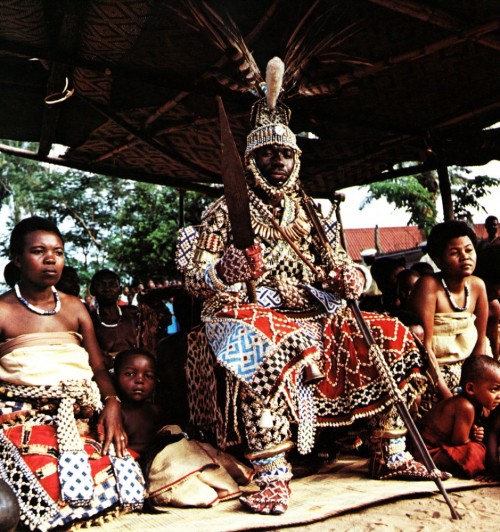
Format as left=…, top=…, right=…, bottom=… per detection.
left=146, top=426, right=253, bottom=509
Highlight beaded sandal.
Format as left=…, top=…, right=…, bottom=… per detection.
left=240, top=479, right=291, bottom=515
left=371, top=456, right=452, bottom=481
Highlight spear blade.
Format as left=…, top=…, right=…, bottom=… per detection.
left=217, top=95, right=254, bottom=250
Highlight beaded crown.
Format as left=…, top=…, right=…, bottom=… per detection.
left=244, top=58, right=301, bottom=162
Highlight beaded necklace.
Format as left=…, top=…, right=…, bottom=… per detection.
left=14, top=283, right=61, bottom=315
left=441, top=277, right=470, bottom=312
left=96, top=304, right=122, bottom=328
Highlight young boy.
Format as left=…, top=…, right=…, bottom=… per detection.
left=421, top=355, right=500, bottom=478
left=409, top=221, right=491, bottom=402
left=113, top=348, right=166, bottom=454
left=113, top=348, right=254, bottom=509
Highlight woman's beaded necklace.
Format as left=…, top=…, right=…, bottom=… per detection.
left=14, top=283, right=61, bottom=315
left=441, top=277, right=470, bottom=312
left=96, top=304, right=122, bottom=328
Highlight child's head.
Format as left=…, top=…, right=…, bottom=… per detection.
left=371, top=257, right=405, bottom=295
left=460, top=355, right=500, bottom=410
left=113, top=348, right=156, bottom=403
left=396, top=268, right=420, bottom=306
left=426, top=221, right=477, bottom=264
left=410, top=261, right=434, bottom=276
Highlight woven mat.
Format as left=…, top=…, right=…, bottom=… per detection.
left=98, top=457, right=496, bottom=531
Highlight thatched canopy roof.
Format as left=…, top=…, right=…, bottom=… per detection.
left=0, top=0, right=499, bottom=198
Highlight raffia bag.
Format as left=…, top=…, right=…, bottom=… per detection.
left=146, top=427, right=253, bottom=509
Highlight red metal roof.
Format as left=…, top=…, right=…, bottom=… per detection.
left=344, top=226, right=424, bottom=262
left=344, top=223, right=488, bottom=262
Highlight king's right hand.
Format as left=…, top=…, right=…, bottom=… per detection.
left=216, top=244, right=265, bottom=285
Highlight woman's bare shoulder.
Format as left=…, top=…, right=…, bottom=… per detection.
left=0, top=289, right=15, bottom=302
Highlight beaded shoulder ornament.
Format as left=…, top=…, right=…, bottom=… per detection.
left=14, top=283, right=61, bottom=315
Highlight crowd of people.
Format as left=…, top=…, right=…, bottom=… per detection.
left=0, top=67, right=499, bottom=528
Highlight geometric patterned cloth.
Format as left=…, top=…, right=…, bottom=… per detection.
left=206, top=305, right=320, bottom=399
left=58, top=451, right=94, bottom=505
left=109, top=453, right=146, bottom=509
left=195, top=305, right=427, bottom=454
left=302, top=285, right=343, bottom=314
left=0, top=380, right=145, bottom=531
left=206, top=320, right=272, bottom=382
left=255, top=286, right=283, bottom=308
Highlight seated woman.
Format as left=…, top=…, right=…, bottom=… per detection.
left=409, top=221, right=491, bottom=409
left=0, top=217, right=144, bottom=531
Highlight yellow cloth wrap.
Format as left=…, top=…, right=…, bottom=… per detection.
left=0, top=332, right=94, bottom=386
left=432, top=312, right=491, bottom=365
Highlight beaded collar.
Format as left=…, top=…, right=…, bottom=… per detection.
left=14, top=283, right=61, bottom=315
left=441, top=277, right=470, bottom=312
left=96, top=304, right=122, bottom=328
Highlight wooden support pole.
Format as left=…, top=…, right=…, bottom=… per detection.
left=332, top=192, right=349, bottom=253
left=179, top=189, right=185, bottom=228
left=436, top=161, right=454, bottom=221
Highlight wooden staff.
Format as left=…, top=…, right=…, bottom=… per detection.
left=300, top=189, right=460, bottom=520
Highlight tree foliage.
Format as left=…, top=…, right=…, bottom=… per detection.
left=0, top=143, right=209, bottom=288
left=361, top=172, right=438, bottom=236
left=449, top=167, right=498, bottom=225
left=363, top=166, right=498, bottom=237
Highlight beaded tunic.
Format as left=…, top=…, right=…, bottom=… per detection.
left=177, top=184, right=426, bottom=454
left=179, top=189, right=353, bottom=319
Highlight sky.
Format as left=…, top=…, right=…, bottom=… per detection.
left=337, top=160, right=500, bottom=229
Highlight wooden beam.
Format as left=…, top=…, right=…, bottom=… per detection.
left=368, top=0, right=500, bottom=52
left=76, top=94, right=220, bottom=183
left=436, top=161, right=454, bottom=221
left=92, top=2, right=280, bottom=165
left=38, top=1, right=83, bottom=157
left=179, top=189, right=185, bottom=228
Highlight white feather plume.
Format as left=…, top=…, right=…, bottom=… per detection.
left=266, top=57, right=284, bottom=110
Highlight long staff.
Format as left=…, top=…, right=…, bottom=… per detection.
left=301, top=192, right=460, bottom=520
left=348, top=299, right=460, bottom=519
left=216, top=92, right=459, bottom=519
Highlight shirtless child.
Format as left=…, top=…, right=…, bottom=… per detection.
left=421, top=355, right=500, bottom=478
left=409, top=221, right=490, bottom=402
left=113, top=348, right=166, bottom=454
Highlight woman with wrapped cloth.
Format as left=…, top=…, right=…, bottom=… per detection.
left=0, top=217, right=144, bottom=531
left=176, top=58, right=449, bottom=516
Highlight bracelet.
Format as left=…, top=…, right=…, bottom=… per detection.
left=104, top=395, right=122, bottom=403
left=205, top=263, right=229, bottom=291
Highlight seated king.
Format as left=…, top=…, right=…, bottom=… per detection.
left=176, top=57, right=444, bottom=515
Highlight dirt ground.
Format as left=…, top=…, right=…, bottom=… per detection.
left=281, top=485, right=500, bottom=531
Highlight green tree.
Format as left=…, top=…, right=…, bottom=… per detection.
left=361, top=171, right=438, bottom=236
left=362, top=166, right=498, bottom=237
left=449, top=167, right=498, bottom=225
left=1, top=143, right=208, bottom=287
left=107, top=183, right=209, bottom=283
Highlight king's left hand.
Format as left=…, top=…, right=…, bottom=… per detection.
left=324, top=265, right=365, bottom=300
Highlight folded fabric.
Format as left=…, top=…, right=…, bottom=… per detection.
left=147, top=429, right=253, bottom=510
